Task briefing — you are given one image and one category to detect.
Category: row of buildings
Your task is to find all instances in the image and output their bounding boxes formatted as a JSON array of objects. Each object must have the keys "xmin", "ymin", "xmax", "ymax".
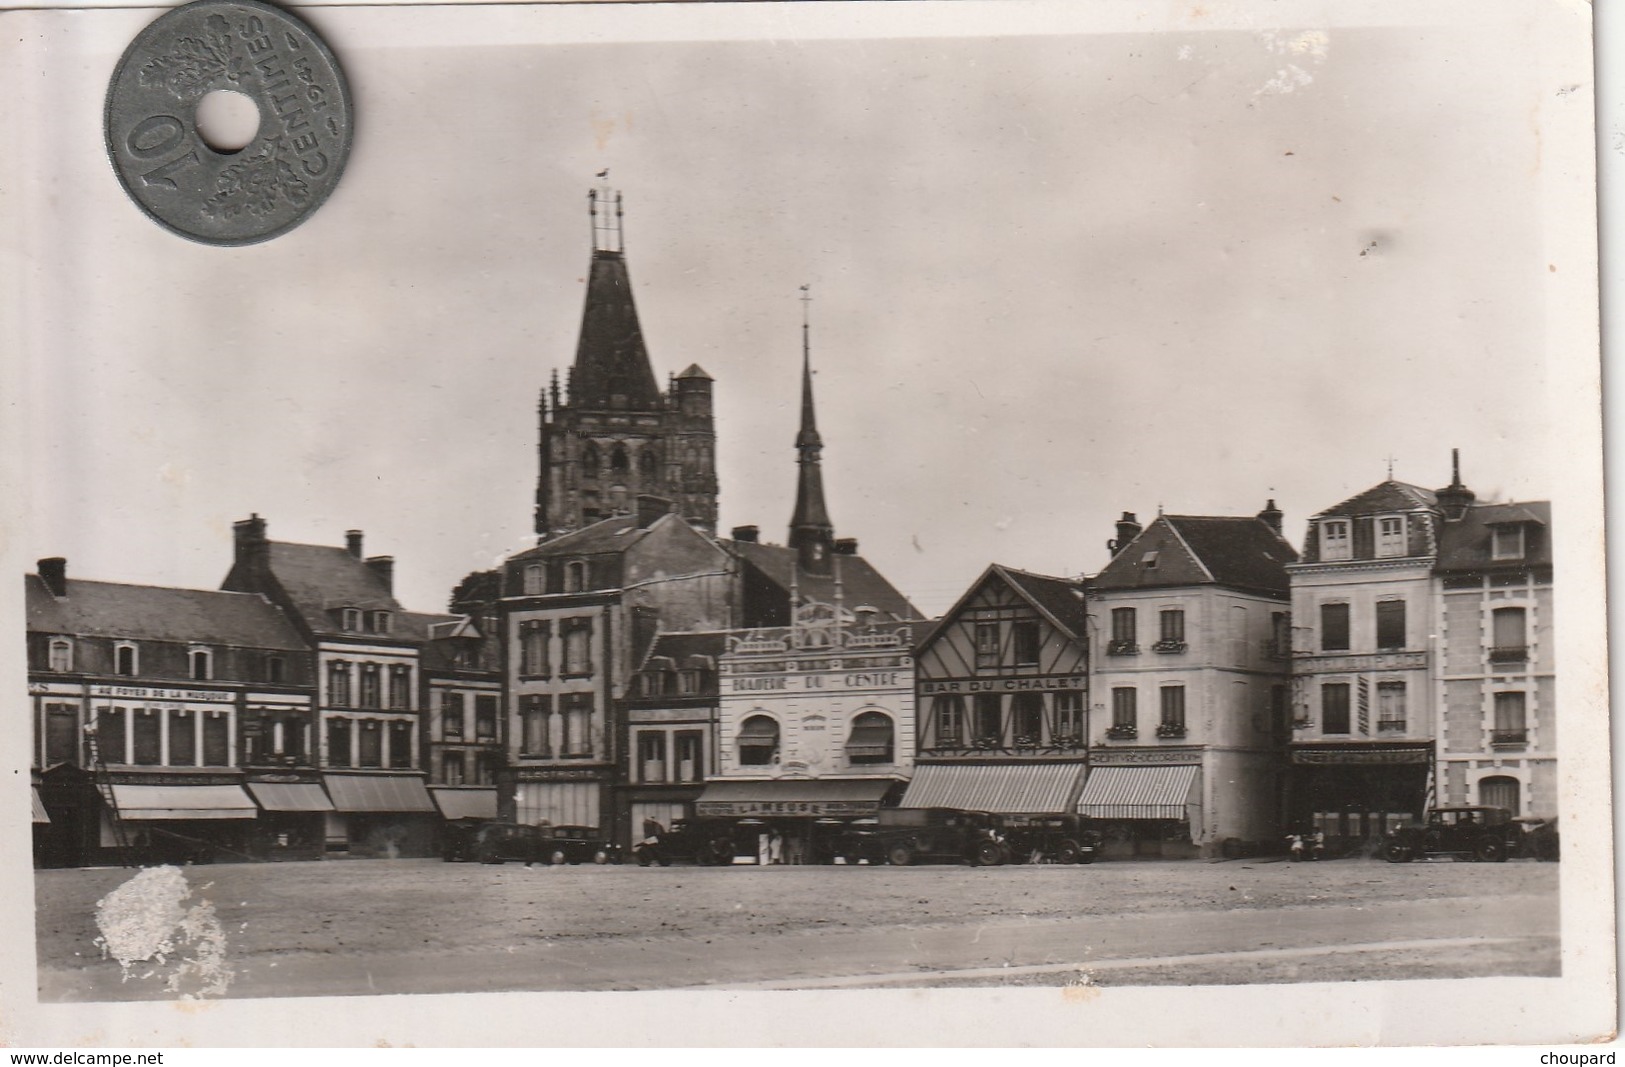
[{"xmin": 25, "ymin": 189, "xmax": 1555, "ymax": 865}]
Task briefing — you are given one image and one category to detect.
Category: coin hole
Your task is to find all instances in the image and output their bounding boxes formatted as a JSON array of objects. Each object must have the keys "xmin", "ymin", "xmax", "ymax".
[{"xmin": 195, "ymin": 89, "xmax": 261, "ymax": 153}]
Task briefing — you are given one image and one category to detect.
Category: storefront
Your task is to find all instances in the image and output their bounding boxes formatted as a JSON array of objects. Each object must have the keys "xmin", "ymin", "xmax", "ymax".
[
  {"xmin": 692, "ymin": 778, "xmax": 899, "ymax": 863},
  {"xmin": 898, "ymin": 761, "xmax": 1087, "ymax": 814},
  {"xmin": 245, "ymin": 776, "xmax": 332, "ymax": 860},
  {"xmin": 1287, "ymin": 743, "xmax": 1432, "ymax": 847},
  {"xmin": 109, "ymin": 781, "xmax": 259, "ymax": 863},
  {"xmin": 1076, "ymin": 752, "xmax": 1203, "ymax": 859},
  {"xmin": 508, "ymin": 767, "xmax": 606, "ymax": 831},
  {"xmin": 321, "ymin": 772, "xmax": 438, "ymax": 857}
]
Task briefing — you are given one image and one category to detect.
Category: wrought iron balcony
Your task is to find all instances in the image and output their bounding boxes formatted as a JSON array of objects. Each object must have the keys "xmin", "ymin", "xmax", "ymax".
[
  {"xmin": 1106, "ymin": 639, "xmax": 1140, "ymax": 656},
  {"xmin": 1151, "ymin": 639, "xmax": 1187, "ymax": 654},
  {"xmin": 1489, "ymin": 645, "xmax": 1529, "ymax": 665},
  {"xmin": 1105, "ymin": 724, "xmax": 1138, "ymax": 740},
  {"xmin": 1491, "ymin": 728, "xmax": 1528, "ymax": 746},
  {"xmin": 1156, "ymin": 723, "xmax": 1187, "ymax": 739},
  {"xmin": 1376, "ymin": 720, "xmax": 1407, "ymax": 733}
]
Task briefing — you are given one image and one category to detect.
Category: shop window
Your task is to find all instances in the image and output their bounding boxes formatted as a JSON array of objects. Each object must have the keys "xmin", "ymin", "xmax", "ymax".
[
  {"xmin": 973, "ymin": 693, "xmax": 1002, "ymax": 747},
  {"xmin": 1320, "ymin": 603, "xmax": 1350, "ymax": 652},
  {"xmin": 114, "ymin": 642, "xmax": 138, "ymax": 677},
  {"xmin": 45, "ymin": 703, "xmax": 78, "ymax": 765},
  {"xmin": 359, "ymin": 720, "xmax": 383, "ymax": 767},
  {"xmin": 521, "ymin": 695, "xmax": 552, "ymax": 758},
  {"xmin": 360, "ymin": 664, "xmax": 381, "ymax": 709},
  {"xmin": 327, "ymin": 718, "xmax": 351, "ymax": 766},
  {"xmin": 169, "ymin": 709, "xmax": 196, "ymax": 766},
  {"xmin": 1320, "ymin": 519, "xmax": 1352, "ymax": 561},
  {"xmin": 974, "ymin": 621, "xmax": 999, "ymax": 669},
  {"xmin": 389, "ymin": 665, "xmax": 411, "ymax": 710},
  {"xmin": 519, "ymin": 621, "xmax": 551, "ymax": 677},
  {"xmin": 328, "ymin": 661, "xmax": 351, "ymax": 708},
  {"xmin": 522, "ymin": 564, "xmax": 545, "ymax": 596},
  {"xmin": 561, "ymin": 693, "xmax": 593, "ymax": 756},
  {"xmin": 1491, "ymin": 524, "xmax": 1526, "ymax": 561},
  {"xmin": 1493, "ymin": 691, "xmax": 1527, "ymax": 744},
  {"xmin": 1491, "ymin": 608, "xmax": 1528, "ymax": 664},
  {"xmin": 1375, "ymin": 600, "xmax": 1406, "ymax": 651},
  {"xmin": 563, "ymin": 622, "xmax": 592, "ymax": 676},
  {"xmin": 1375, "ymin": 515, "xmax": 1407, "ymax": 558},
  {"xmin": 202, "ymin": 711, "xmax": 229, "ymax": 766},
  {"xmin": 846, "ymin": 711, "xmax": 895, "ymax": 765},
  {"xmin": 1158, "ymin": 686, "xmax": 1186, "ymax": 738},
  {"xmin": 1053, "ymin": 692, "xmax": 1084, "ymax": 746},
  {"xmin": 1109, "ymin": 688, "xmax": 1137, "ymax": 738},
  {"xmin": 1012, "ymin": 621, "xmax": 1040, "ymax": 666},
  {"xmin": 443, "ymin": 751, "xmax": 465, "ymax": 787},
  {"xmin": 738, "ymin": 715, "xmax": 779, "ymax": 766},
  {"xmin": 443, "ymin": 692, "xmax": 465, "ymax": 738},
  {"xmin": 676, "ymin": 731, "xmax": 703, "ymax": 782},
  {"xmin": 48, "ymin": 639, "xmax": 73, "ymax": 673},
  {"xmin": 475, "ymin": 695, "xmax": 498, "ymax": 741},
  {"xmin": 98, "ymin": 707, "xmax": 127, "ymax": 764},
  {"xmin": 932, "ymin": 694, "xmax": 964, "ymax": 747},
  {"xmin": 1375, "ymin": 681, "xmax": 1406, "ymax": 732},
  {"xmin": 1109, "ymin": 608, "xmax": 1138, "ymax": 655},
  {"xmin": 1479, "ymin": 775, "xmax": 1521, "ymax": 815},
  {"xmin": 389, "ymin": 720, "xmax": 414, "ymax": 769},
  {"xmin": 638, "ymin": 732, "xmax": 667, "ymax": 783},
  {"xmin": 1321, "ymin": 683, "xmax": 1351, "ymax": 734},
  {"xmin": 133, "ymin": 709, "xmax": 161, "ymax": 765},
  {"xmin": 1010, "ymin": 694, "xmax": 1043, "ymax": 747}
]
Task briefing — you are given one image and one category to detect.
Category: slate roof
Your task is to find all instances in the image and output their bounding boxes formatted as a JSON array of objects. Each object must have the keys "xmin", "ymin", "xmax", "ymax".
[
  {"xmin": 638, "ymin": 630, "xmax": 728, "ymax": 672},
  {"xmin": 251, "ymin": 542, "xmax": 434, "ymax": 640},
  {"xmin": 1436, "ymin": 500, "xmax": 1552, "ymax": 572},
  {"xmin": 570, "ymin": 250, "xmax": 663, "ymax": 411},
  {"xmin": 1313, "ymin": 480, "xmax": 1438, "ymax": 519},
  {"xmin": 508, "ymin": 513, "xmax": 655, "ymax": 562},
  {"xmin": 26, "ymin": 575, "xmax": 305, "ymax": 649},
  {"xmin": 1092, "ymin": 516, "xmax": 1296, "ymax": 595},
  {"xmin": 998, "ymin": 566, "xmax": 1089, "ymax": 640},
  {"xmin": 725, "ymin": 539, "xmax": 920, "ymax": 621}
]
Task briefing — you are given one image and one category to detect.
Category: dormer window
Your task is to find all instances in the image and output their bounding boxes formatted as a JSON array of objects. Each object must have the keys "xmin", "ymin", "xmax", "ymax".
[
  {"xmin": 1491, "ymin": 524, "xmax": 1526, "ymax": 561},
  {"xmin": 522, "ymin": 564, "xmax": 544, "ymax": 596},
  {"xmin": 114, "ymin": 642, "xmax": 138, "ymax": 677},
  {"xmin": 342, "ymin": 608, "xmax": 362, "ymax": 632},
  {"xmin": 47, "ymin": 638, "xmax": 73, "ymax": 673},
  {"xmin": 1140, "ymin": 550, "xmax": 1159, "ymax": 569},
  {"xmin": 190, "ymin": 647, "xmax": 213, "ymax": 681},
  {"xmin": 564, "ymin": 560, "xmax": 588, "ymax": 593},
  {"xmin": 367, "ymin": 610, "xmax": 391, "ymax": 634},
  {"xmin": 1321, "ymin": 520, "xmax": 1352, "ymax": 561},
  {"xmin": 1375, "ymin": 515, "xmax": 1407, "ymax": 558}
]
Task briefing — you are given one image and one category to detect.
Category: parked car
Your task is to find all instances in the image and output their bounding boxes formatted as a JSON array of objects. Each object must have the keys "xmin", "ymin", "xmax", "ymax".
[
  {"xmin": 440, "ymin": 819, "xmax": 486, "ymax": 862},
  {"xmin": 832, "ymin": 807, "xmax": 1007, "ymax": 866},
  {"xmin": 537, "ymin": 824, "xmax": 624, "ymax": 865},
  {"xmin": 472, "ymin": 821, "xmax": 555, "ymax": 865},
  {"xmin": 634, "ymin": 818, "xmax": 738, "ymax": 866},
  {"xmin": 995, "ymin": 813, "xmax": 1104, "ymax": 864},
  {"xmin": 1382, "ymin": 806, "xmax": 1521, "ymax": 863}
]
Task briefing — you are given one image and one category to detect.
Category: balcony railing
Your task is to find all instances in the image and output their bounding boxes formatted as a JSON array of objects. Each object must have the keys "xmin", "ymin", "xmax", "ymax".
[
  {"xmin": 1156, "ymin": 722, "xmax": 1187, "ymax": 739},
  {"xmin": 1491, "ymin": 728, "xmax": 1528, "ymax": 746},
  {"xmin": 1151, "ymin": 639, "xmax": 1187, "ymax": 654},
  {"xmin": 1376, "ymin": 719, "xmax": 1407, "ymax": 733},
  {"xmin": 1489, "ymin": 645, "xmax": 1529, "ymax": 665},
  {"xmin": 1106, "ymin": 640, "xmax": 1140, "ymax": 656},
  {"xmin": 1105, "ymin": 724, "xmax": 1138, "ymax": 740}
]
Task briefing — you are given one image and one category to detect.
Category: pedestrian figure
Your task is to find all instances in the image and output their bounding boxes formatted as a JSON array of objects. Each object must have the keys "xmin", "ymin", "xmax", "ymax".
[
  {"xmin": 1286, "ymin": 832, "xmax": 1305, "ymax": 861},
  {"xmin": 768, "ymin": 829, "xmax": 784, "ymax": 865},
  {"xmin": 636, "ymin": 818, "xmax": 665, "ymax": 866},
  {"xmin": 1310, "ymin": 828, "xmax": 1326, "ymax": 861}
]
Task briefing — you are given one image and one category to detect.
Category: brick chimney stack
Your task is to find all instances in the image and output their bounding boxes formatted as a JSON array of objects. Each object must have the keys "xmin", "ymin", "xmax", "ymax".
[
  {"xmin": 37, "ymin": 557, "xmax": 67, "ymax": 597},
  {"xmin": 366, "ymin": 556, "xmax": 395, "ymax": 593},
  {"xmin": 346, "ymin": 530, "xmax": 364, "ymax": 558}
]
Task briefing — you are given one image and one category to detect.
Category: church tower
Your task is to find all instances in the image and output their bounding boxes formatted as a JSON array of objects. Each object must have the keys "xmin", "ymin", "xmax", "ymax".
[
  {"xmin": 534, "ymin": 187, "xmax": 719, "ymax": 541},
  {"xmin": 788, "ymin": 287, "xmax": 835, "ymax": 574}
]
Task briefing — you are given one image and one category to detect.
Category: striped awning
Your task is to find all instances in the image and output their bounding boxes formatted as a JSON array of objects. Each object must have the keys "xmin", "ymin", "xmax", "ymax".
[
  {"xmin": 431, "ymin": 787, "xmax": 498, "ymax": 821},
  {"xmin": 844, "ymin": 724, "xmax": 894, "ymax": 758},
  {"xmin": 1076, "ymin": 765, "xmax": 1200, "ymax": 820},
  {"xmin": 247, "ymin": 782, "xmax": 335, "ymax": 813},
  {"xmin": 322, "ymin": 773, "xmax": 437, "ymax": 814},
  {"xmin": 898, "ymin": 762, "xmax": 1087, "ymax": 814},
  {"xmin": 695, "ymin": 778, "xmax": 892, "ymax": 817},
  {"xmin": 110, "ymin": 784, "xmax": 258, "ymax": 821},
  {"xmin": 32, "ymin": 787, "xmax": 50, "ymax": 824}
]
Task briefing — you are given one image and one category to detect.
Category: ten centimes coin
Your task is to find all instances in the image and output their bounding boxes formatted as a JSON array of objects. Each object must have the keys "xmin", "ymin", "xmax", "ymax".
[{"xmin": 104, "ymin": 0, "xmax": 352, "ymax": 245}]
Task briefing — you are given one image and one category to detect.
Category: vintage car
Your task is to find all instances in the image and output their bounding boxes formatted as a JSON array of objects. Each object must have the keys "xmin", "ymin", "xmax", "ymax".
[
  {"xmin": 995, "ymin": 813, "xmax": 1104, "ymax": 864},
  {"xmin": 833, "ymin": 807, "xmax": 1007, "ymax": 866},
  {"xmin": 473, "ymin": 821, "xmax": 555, "ymax": 865},
  {"xmin": 634, "ymin": 818, "xmax": 740, "ymax": 866},
  {"xmin": 536, "ymin": 824, "xmax": 624, "ymax": 865},
  {"xmin": 440, "ymin": 819, "xmax": 486, "ymax": 862},
  {"xmin": 1382, "ymin": 806, "xmax": 1522, "ymax": 863}
]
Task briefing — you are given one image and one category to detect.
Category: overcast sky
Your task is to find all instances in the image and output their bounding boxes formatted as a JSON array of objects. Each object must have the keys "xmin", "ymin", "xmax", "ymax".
[{"xmin": 9, "ymin": 2, "xmax": 1595, "ymax": 619}]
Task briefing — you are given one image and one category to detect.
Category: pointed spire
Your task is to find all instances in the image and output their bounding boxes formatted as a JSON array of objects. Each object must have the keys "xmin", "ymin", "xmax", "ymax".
[
  {"xmin": 570, "ymin": 187, "xmax": 660, "ymax": 410},
  {"xmin": 789, "ymin": 285, "xmax": 835, "ymax": 574}
]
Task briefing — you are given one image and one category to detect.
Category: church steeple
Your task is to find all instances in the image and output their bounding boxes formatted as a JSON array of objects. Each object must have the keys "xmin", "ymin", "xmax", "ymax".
[
  {"xmin": 569, "ymin": 187, "xmax": 661, "ymax": 411},
  {"xmin": 789, "ymin": 286, "xmax": 835, "ymax": 574}
]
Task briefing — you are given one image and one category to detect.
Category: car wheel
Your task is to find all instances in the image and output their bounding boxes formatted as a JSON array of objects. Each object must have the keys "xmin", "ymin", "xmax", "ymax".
[
  {"xmin": 887, "ymin": 844, "xmax": 914, "ymax": 867},
  {"xmin": 1054, "ymin": 840, "xmax": 1083, "ymax": 865},
  {"xmin": 593, "ymin": 849, "xmax": 610, "ymax": 865},
  {"xmin": 550, "ymin": 849, "xmax": 567, "ymax": 866},
  {"xmin": 1474, "ymin": 838, "xmax": 1506, "ymax": 863},
  {"xmin": 636, "ymin": 850, "xmax": 653, "ymax": 867},
  {"xmin": 478, "ymin": 851, "xmax": 503, "ymax": 865},
  {"xmin": 972, "ymin": 840, "xmax": 1005, "ymax": 867},
  {"xmin": 1383, "ymin": 841, "xmax": 1412, "ymax": 863}
]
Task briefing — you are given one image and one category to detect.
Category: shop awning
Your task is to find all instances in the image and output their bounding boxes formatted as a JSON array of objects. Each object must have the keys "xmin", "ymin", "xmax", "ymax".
[
  {"xmin": 322, "ymin": 773, "xmax": 437, "ymax": 814},
  {"xmin": 1076, "ymin": 765, "xmax": 1200, "ymax": 820},
  {"xmin": 247, "ymin": 782, "xmax": 335, "ymax": 813},
  {"xmin": 844, "ymin": 724, "xmax": 894, "ymax": 758},
  {"xmin": 737, "ymin": 718, "xmax": 779, "ymax": 739},
  {"xmin": 110, "ymin": 784, "xmax": 258, "ymax": 821},
  {"xmin": 695, "ymin": 778, "xmax": 893, "ymax": 817},
  {"xmin": 898, "ymin": 762, "xmax": 1087, "ymax": 814},
  {"xmin": 431, "ymin": 787, "xmax": 498, "ymax": 821},
  {"xmin": 32, "ymin": 787, "xmax": 50, "ymax": 824}
]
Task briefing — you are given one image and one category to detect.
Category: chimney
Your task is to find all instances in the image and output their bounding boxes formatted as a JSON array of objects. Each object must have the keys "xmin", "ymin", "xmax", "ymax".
[
  {"xmin": 834, "ymin": 538, "xmax": 859, "ymax": 555},
  {"xmin": 731, "ymin": 524, "xmax": 760, "ymax": 543},
  {"xmin": 345, "ymin": 530, "xmax": 364, "ymax": 558},
  {"xmin": 1257, "ymin": 498, "xmax": 1284, "ymax": 535},
  {"xmin": 1435, "ymin": 448, "xmax": 1476, "ymax": 521},
  {"xmin": 233, "ymin": 513, "xmax": 269, "ymax": 568},
  {"xmin": 635, "ymin": 494, "xmax": 672, "ymax": 529},
  {"xmin": 1108, "ymin": 512, "xmax": 1142, "ymax": 557},
  {"xmin": 37, "ymin": 557, "xmax": 67, "ymax": 598},
  {"xmin": 366, "ymin": 555, "xmax": 395, "ymax": 593}
]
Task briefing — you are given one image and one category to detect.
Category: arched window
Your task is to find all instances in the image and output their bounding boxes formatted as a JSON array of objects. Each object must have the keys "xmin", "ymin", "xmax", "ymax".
[
  {"xmin": 47, "ymin": 638, "xmax": 73, "ymax": 673},
  {"xmin": 1478, "ymin": 775, "xmax": 1521, "ymax": 815},
  {"xmin": 610, "ymin": 444, "xmax": 630, "ymax": 474},
  {"xmin": 737, "ymin": 715, "xmax": 780, "ymax": 767},
  {"xmin": 845, "ymin": 710, "xmax": 895, "ymax": 765},
  {"xmin": 639, "ymin": 449, "xmax": 659, "ymax": 479},
  {"xmin": 522, "ymin": 563, "xmax": 545, "ymax": 596},
  {"xmin": 114, "ymin": 643, "xmax": 138, "ymax": 677},
  {"xmin": 190, "ymin": 648, "xmax": 212, "ymax": 681},
  {"xmin": 580, "ymin": 442, "xmax": 600, "ymax": 475},
  {"xmin": 564, "ymin": 560, "xmax": 588, "ymax": 592}
]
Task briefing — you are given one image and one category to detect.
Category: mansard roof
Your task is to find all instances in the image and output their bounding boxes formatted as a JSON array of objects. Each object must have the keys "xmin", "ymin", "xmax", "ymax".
[
  {"xmin": 1313, "ymin": 480, "xmax": 1439, "ymax": 519},
  {"xmin": 26, "ymin": 575, "xmax": 305, "ymax": 650},
  {"xmin": 569, "ymin": 250, "xmax": 662, "ymax": 410},
  {"xmin": 1092, "ymin": 515, "xmax": 1295, "ymax": 596},
  {"xmin": 1435, "ymin": 500, "xmax": 1552, "ymax": 572},
  {"xmin": 637, "ymin": 630, "xmax": 727, "ymax": 672}
]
